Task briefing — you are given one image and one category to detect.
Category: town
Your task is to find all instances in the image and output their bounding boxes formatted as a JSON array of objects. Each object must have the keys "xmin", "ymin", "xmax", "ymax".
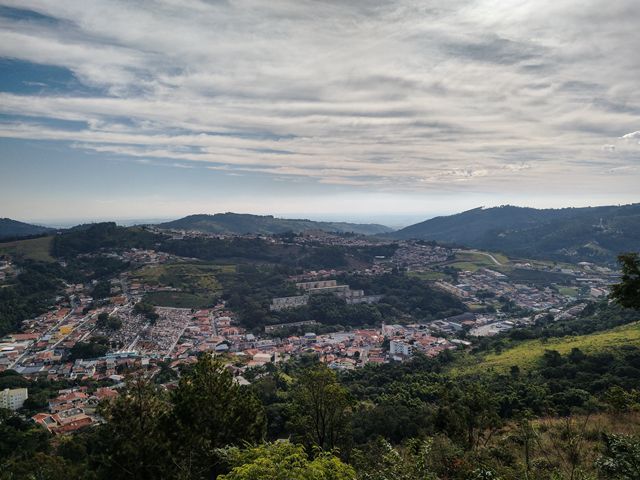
[{"xmin": 0, "ymin": 225, "xmax": 622, "ymax": 435}]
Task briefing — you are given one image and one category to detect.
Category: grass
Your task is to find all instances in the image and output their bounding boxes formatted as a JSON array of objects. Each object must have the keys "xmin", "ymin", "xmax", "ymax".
[
  {"xmin": 492, "ymin": 252, "xmax": 510, "ymax": 265},
  {"xmin": 0, "ymin": 236, "xmax": 54, "ymax": 262},
  {"xmin": 134, "ymin": 262, "xmax": 235, "ymax": 308},
  {"xmin": 132, "ymin": 262, "xmax": 235, "ymax": 293},
  {"xmin": 437, "ymin": 250, "xmax": 512, "ymax": 273},
  {"xmin": 449, "ymin": 261, "xmax": 483, "ymax": 272},
  {"xmin": 489, "ymin": 411, "xmax": 640, "ymax": 479},
  {"xmin": 558, "ymin": 286, "xmax": 579, "ymax": 297},
  {"xmin": 452, "ymin": 321, "xmax": 640, "ymax": 375}
]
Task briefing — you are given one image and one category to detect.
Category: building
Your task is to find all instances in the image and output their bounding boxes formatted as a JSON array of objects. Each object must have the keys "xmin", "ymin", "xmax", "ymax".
[
  {"xmin": 0, "ymin": 387, "xmax": 28, "ymax": 411},
  {"xmin": 271, "ymin": 279, "xmax": 382, "ymax": 311},
  {"xmin": 389, "ymin": 340, "xmax": 412, "ymax": 357}
]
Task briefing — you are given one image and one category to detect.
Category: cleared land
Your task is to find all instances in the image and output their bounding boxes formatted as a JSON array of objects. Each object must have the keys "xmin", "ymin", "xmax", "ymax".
[
  {"xmin": 438, "ymin": 250, "xmax": 511, "ymax": 273},
  {"xmin": 0, "ymin": 236, "xmax": 54, "ymax": 262},
  {"xmin": 558, "ymin": 286, "xmax": 579, "ymax": 297},
  {"xmin": 131, "ymin": 262, "xmax": 234, "ymax": 292},
  {"xmin": 453, "ymin": 321, "xmax": 640, "ymax": 375},
  {"xmin": 133, "ymin": 262, "xmax": 234, "ymax": 308}
]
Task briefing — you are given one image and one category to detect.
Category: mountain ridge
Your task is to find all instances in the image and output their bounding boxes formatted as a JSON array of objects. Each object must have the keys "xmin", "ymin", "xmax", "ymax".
[
  {"xmin": 0, "ymin": 218, "xmax": 56, "ymax": 239},
  {"xmin": 156, "ymin": 212, "xmax": 393, "ymax": 236},
  {"xmin": 391, "ymin": 203, "xmax": 640, "ymax": 263}
]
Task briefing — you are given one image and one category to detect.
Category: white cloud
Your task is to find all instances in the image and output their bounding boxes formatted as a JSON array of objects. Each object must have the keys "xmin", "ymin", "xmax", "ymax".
[{"xmin": 0, "ymin": 0, "xmax": 638, "ymax": 193}]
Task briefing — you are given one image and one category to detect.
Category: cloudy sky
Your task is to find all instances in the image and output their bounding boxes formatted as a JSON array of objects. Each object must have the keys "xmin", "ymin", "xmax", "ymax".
[{"xmin": 0, "ymin": 0, "xmax": 638, "ymax": 225}]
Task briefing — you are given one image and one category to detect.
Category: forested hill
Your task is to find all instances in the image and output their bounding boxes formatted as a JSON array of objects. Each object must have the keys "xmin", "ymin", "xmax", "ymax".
[
  {"xmin": 391, "ymin": 203, "xmax": 640, "ymax": 263},
  {"xmin": 157, "ymin": 213, "xmax": 393, "ymax": 235},
  {"xmin": 0, "ymin": 218, "xmax": 55, "ymax": 239}
]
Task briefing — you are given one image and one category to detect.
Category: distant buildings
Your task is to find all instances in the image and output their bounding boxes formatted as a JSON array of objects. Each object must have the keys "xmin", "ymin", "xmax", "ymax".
[{"xmin": 270, "ymin": 279, "xmax": 382, "ymax": 311}]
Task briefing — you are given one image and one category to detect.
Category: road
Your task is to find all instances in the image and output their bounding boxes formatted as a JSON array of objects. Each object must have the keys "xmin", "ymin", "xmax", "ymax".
[{"xmin": 459, "ymin": 249, "xmax": 503, "ymax": 266}]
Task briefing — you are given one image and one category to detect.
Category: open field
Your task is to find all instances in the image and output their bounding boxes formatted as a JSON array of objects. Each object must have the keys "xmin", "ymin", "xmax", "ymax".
[
  {"xmin": 452, "ymin": 321, "xmax": 640, "ymax": 375},
  {"xmin": 454, "ymin": 251, "xmax": 503, "ymax": 266},
  {"xmin": 436, "ymin": 250, "xmax": 512, "ymax": 273},
  {"xmin": 558, "ymin": 286, "xmax": 579, "ymax": 297},
  {"xmin": 448, "ymin": 261, "xmax": 484, "ymax": 272},
  {"xmin": 0, "ymin": 236, "xmax": 54, "ymax": 262},
  {"xmin": 131, "ymin": 262, "xmax": 234, "ymax": 293}
]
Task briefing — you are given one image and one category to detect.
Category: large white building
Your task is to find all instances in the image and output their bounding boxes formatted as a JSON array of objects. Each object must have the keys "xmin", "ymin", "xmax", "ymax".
[
  {"xmin": 389, "ymin": 340, "xmax": 413, "ymax": 357},
  {"xmin": 0, "ymin": 387, "xmax": 28, "ymax": 411}
]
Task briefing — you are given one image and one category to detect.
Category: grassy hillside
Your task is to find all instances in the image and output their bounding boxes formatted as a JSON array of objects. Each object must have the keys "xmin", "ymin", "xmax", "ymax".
[
  {"xmin": 453, "ymin": 321, "xmax": 640, "ymax": 375},
  {"xmin": 132, "ymin": 262, "xmax": 232, "ymax": 308},
  {"xmin": 131, "ymin": 262, "xmax": 233, "ymax": 292},
  {"xmin": 0, "ymin": 236, "xmax": 54, "ymax": 262}
]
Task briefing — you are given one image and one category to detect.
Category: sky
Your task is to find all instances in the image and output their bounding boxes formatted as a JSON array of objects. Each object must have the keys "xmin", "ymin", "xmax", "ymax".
[{"xmin": 0, "ymin": 0, "xmax": 639, "ymax": 227}]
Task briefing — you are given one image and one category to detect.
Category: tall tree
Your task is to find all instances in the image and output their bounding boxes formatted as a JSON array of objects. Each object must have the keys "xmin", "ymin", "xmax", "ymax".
[
  {"xmin": 98, "ymin": 376, "xmax": 172, "ymax": 480},
  {"xmin": 611, "ymin": 253, "xmax": 640, "ymax": 310},
  {"xmin": 290, "ymin": 364, "xmax": 351, "ymax": 452},
  {"xmin": 169, "ymin": 354, "xmax": 266, "ymax": 479}
]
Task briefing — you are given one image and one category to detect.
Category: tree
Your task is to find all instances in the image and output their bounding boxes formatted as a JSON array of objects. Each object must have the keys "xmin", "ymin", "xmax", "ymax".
[
  {"xmin": 217, "ymin": 442, "xmax": 355, "ymax": 480},
  {"xmin": 611, "ymin": 253, "xmax": 640, "ymax": 310},
  {"xmin": 169, "ymin": 354, "xmax": 266, "ymax": 479},
  {"xmin": 96, "ymin": 312, "xmax": 122, "ymax": 331},
  {"xmin": 290, "ymin": 364, "xmax": 351, "ymax": 452},
  {"xmin": 91, "ymin": 281, "xmax": 111, "ymax": 300},
  {"xmin": 98, "ymin": 376, "xmax": 172, "ymax": 480},
  {"xmin": 133, "ymin": 301, "xmax": 159, "ymax": 323},
  {"xmin": 596, "ymin": 434, "xmax": 640, "ymax": 480}
]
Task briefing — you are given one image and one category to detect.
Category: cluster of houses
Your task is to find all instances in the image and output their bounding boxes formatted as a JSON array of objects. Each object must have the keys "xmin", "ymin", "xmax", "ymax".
[{"xmin": 32, "ymin": 386, "xmax": 118, "ymax": 435}]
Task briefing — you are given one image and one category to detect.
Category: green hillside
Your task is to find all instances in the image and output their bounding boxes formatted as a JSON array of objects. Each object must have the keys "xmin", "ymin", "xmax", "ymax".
[
  {"xmin": 0, "ymin": 236, "xmax": 54, "ymax": 262},
  {"xmin": 453, "ymin": 321, "xmax": 640, "ymax": 375}
]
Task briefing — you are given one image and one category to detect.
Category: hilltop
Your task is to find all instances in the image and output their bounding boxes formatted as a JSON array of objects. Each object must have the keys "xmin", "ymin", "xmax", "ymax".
[
  {"xmin": 156, "ymin": 213, "xmax": 393, "ymax": 236},
  {"xmin": 392, "ymin": 203, "xmax": 640, "ymax": 263}
]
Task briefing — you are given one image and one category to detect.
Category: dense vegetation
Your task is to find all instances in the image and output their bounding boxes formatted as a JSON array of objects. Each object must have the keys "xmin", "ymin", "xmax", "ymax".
[
  {"xmin": 51, "ymin": 223, "xmax": 158, "ymax": 258},
  {"xmin": 2, "ymin": 342, "xmax": 640, "ymax": 479},
  {"xmin": 0, "ymin": 261, "xmax": 63, "ymax": 336},
  {"xmin": 217, "ymin": 268, "xmax": 466, "ymax": 331}
]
